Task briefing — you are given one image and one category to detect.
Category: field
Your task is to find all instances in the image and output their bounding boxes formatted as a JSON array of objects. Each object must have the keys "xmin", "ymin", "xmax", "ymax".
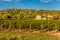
[{"xmin": 0, "ymin": 9, "xmax": 60, "ymax": 40}]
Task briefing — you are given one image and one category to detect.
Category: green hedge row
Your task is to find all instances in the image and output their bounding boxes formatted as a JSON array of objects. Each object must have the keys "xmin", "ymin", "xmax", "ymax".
[{"xmin": 0, "ymin": 19, "xmax": 60, "ymax": 31}]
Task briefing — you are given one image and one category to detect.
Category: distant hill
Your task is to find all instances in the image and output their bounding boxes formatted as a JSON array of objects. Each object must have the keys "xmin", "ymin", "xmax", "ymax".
[{"xmin": 0, "ymin": 9, "xmax": 60, "ymax": 20}]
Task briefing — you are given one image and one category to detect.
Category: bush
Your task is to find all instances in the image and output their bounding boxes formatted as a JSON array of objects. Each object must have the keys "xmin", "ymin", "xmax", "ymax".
[{"xmin": 0, "ymin": 19, "xmax": 60, "ymax": 31}]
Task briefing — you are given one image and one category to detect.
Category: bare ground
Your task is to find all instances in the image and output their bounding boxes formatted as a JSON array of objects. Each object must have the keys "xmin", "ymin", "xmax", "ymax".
[
  {"xmin": 45, "ymin": 31, "xmax": 60, "ymax": 37},
  {"xmin": 0, "ymin": 29, "xmax": 60, "ymax": 38}
]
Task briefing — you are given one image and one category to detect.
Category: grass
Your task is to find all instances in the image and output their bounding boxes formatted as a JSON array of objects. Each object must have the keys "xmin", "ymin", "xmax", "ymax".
[{"xmin": 0, "ymin": 31, "xmax": 59, "ymax": 40}]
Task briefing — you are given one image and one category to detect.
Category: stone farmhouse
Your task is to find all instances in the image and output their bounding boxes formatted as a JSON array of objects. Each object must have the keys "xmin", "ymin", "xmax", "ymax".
[{"xmin": 35, "ymin": 15, "xmax": 53, "ymax": 20}]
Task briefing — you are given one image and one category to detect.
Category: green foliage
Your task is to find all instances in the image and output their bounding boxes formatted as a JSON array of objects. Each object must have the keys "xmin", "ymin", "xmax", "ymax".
[
  {"xmin": 0, "ymin": 9, "xmax": 60, "ymax": 20},
  {"xmin": 0, "ymin": 9, "xmax": 60, "ymax": 31},
  {"xmin": 0, "ymin": 19, "xmax": 60, "ymax": 31}
]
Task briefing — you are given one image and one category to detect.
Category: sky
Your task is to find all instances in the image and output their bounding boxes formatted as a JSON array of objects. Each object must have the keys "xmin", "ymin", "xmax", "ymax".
[{"xmin": 0, "ymin": 0, "xmax": 60, "ymax": 10}]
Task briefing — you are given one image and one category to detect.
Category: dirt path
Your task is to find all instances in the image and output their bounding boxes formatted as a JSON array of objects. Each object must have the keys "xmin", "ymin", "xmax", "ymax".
[
  {"xmin": 29, "ymin": 30, "xmax": 60, "ymax": 37},
  {"xmin": 45, "ymin": 31, "xmax": 60, "ymax": 37},
  {"xmin": 51, "ymin": 32, "xmax": 60, "ymax": 37}
]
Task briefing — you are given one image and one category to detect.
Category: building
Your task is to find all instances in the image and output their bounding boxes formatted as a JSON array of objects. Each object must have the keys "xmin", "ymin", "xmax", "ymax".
[{"xmin": 35, "ymin": 15, "xmax": 41, "ymax": 20}]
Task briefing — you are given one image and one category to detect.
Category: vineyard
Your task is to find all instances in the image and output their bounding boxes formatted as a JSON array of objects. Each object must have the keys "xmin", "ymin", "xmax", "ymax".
[
  {"xmin": 0, "ymin": 20, "xmax": 60, "ymax": 31},
  {"xmin": 0, "ymin": 9, "xmax": 60, "ymax": 31},
  {"xmin": 0, "ymin": 9, "xmax": 60, "ymax": 40}
]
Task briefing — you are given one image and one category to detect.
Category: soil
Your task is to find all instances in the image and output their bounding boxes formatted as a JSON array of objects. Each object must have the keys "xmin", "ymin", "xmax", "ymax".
[
  {"xmin": 0, "ymin": 29, "xmax": 60, "ymax": 37},
  {"xmin": 45, "ymin": 31, "xmax": 60, "ymax": 37}
]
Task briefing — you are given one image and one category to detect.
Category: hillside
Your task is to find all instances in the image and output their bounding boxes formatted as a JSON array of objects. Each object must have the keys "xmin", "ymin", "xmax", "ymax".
[
  {"xmin": 0, "ymin": 9, "xmax": 60, "ymax": 40},
  {"xmin": 0, "ymin": 9, "xmax": 60, "ymax": 32},
  {"xmin": 0, "ymin": 9, "xmax": 60, "ymax": 20}
]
